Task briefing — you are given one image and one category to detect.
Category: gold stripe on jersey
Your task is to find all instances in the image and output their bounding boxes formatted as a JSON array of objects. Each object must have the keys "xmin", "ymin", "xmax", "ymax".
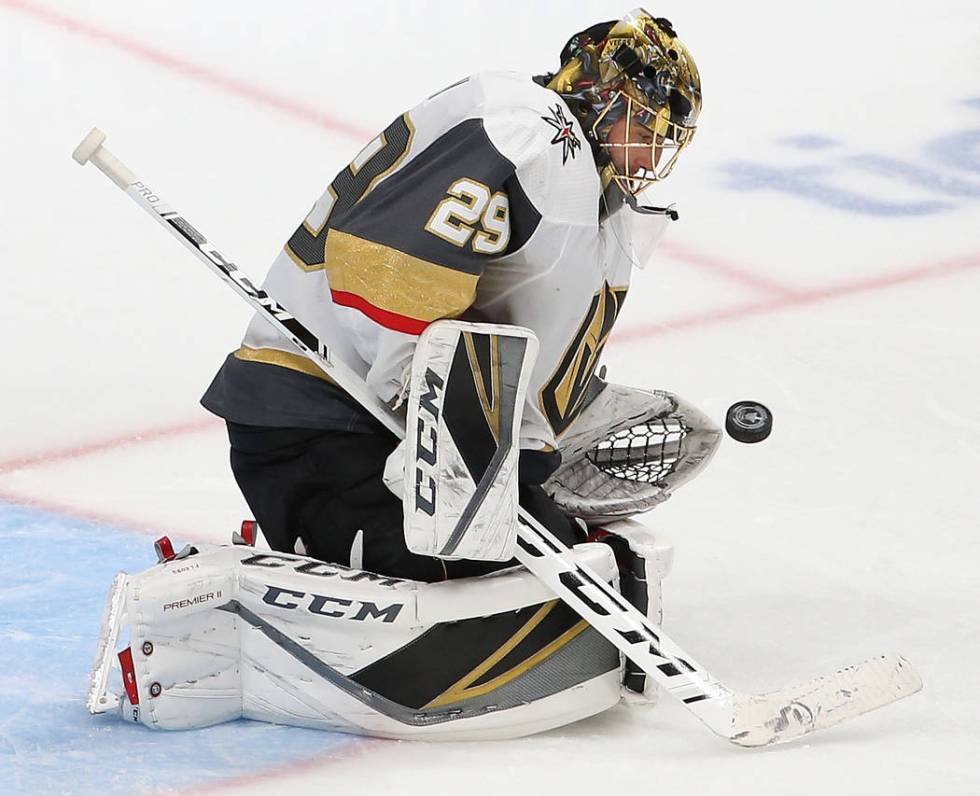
[
  {"xmin": 233, "ymin": 345, "xmax": 337, "ymax": 384},
  {"xmin": 325, "ymin": 229, "xmax": 479, "ymax": 323}
]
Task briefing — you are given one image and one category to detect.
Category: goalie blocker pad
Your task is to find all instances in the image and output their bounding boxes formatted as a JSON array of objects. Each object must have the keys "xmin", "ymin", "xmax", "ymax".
[
  {"xmin": 404, "ymin": 320, "xmax": 538, "ymax": 561},
  {"xmin": 88, "ymin": 540, "xmax": 623, "ymax": 740}
]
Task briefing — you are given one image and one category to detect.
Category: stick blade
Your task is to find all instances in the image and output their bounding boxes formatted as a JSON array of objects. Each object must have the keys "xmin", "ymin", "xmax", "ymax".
[{"xmin": 730, "ymin": 654, "xmax": 922, "ymax": 747}]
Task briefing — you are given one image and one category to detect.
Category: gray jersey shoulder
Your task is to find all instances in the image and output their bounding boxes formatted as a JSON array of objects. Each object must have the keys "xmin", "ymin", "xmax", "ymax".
[{"xmin": 410, "ymin": 72, "xmax": 602, "ymax": 227}]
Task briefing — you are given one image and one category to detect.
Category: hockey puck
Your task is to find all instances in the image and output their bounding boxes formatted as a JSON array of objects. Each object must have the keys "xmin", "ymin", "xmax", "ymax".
[{"xmin": 725, "ymin": 401, "xmax": 772, "ymax": 443}]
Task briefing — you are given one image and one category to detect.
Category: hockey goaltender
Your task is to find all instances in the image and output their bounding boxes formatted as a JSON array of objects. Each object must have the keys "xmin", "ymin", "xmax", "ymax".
[{"xmin": 81, "ymin": 7, "xmax": 920, "ymax": 743}]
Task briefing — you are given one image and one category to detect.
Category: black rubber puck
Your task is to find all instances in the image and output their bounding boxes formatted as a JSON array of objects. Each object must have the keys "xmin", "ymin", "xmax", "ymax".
[{"xmin": 725, "ymin": 401, "xmax": 773, "ymax": 443}]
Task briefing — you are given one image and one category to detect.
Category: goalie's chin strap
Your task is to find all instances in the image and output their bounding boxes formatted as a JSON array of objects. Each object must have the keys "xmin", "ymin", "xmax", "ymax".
[{"xmin": 625, "ymin": 191, "xmax": 679, "ymax": 221}]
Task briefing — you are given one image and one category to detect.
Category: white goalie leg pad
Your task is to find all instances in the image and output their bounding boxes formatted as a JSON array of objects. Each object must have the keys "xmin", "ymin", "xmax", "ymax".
[
  {"xmin": 545, "ymin": 380, "xmax": 721, "ymax": 523},
  {"xmin": 93, "ymin": 540, "xmax": 623, "ymax": 740},
  {"xmin": 400, "ymin": 320, "xmax": 538, "ymax": 561},
  {"xmin": 104, "ymin": 549, "xmax": 244, "ymax": 729}
]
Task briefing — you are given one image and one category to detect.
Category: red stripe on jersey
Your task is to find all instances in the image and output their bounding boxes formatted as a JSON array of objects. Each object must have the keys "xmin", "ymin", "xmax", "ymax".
[{"xmin": 330, "ymin": 290, "xmax": 429, "ymax": 336}]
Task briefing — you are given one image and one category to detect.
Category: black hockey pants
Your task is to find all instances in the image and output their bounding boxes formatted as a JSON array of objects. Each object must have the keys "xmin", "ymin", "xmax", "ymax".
[{"xmin": 225, "ymin": 421, "xmax": 582, "ymax": 582}]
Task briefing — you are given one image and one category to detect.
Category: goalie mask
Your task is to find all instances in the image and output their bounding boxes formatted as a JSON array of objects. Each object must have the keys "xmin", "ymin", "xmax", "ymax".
[{"xmin": 547, "ymin": 9, "xmax": 702, "ymax": 196}]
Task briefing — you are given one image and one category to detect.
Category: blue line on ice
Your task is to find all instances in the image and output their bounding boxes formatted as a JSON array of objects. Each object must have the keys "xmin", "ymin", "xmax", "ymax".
[{"xmin": 0, "ymin": 502, "xmax": 358, "ymax": 796}]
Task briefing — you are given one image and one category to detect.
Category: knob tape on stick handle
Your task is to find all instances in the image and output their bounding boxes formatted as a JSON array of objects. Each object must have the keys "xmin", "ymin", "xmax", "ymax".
[{"xmin": 72, "ymin": 128, "xmax": 136, "ymax": 190}]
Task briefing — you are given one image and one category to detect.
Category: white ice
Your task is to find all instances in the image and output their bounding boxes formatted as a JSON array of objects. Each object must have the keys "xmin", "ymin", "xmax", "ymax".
[{"xmin": 1, "ymin": 0, "xmax": 979, "ymax": 793}]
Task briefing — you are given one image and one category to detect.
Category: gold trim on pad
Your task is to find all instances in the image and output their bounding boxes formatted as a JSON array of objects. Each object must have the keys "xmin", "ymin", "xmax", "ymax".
[
  {"xmin": 463, "ymin": 331, "xmax": 501, "ymax": 442},
  {"xmin": 423, "ymin": 601, "xmax": 589, "ymax": 709}
]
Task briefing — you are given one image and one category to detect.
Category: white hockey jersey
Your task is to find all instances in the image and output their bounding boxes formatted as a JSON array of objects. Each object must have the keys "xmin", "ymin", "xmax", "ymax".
[{"xmin": 203, "ymin": 72, "xmax": 646, "ymax": 453}]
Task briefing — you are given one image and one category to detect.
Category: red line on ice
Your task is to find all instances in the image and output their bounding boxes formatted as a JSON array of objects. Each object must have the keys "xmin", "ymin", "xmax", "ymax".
[
  {"xmin": 658, "ymin": 239, "xmax": 800, "ymax": 296},
  {"xmin": 178, "ymin": 738, "xmax": 384, "ymax": 795},
  {"xmin": 0, "ymin": 0, "xmax": 375, "ymax": 141},
  {"xmin": 613, "ymin": 250, "xmax": 980, "ymax": 343},
  {"xmin": 0, "ymin": 416, "xmax": 220, "ymax": 475},
  {"xmin": 0, "ymin": 487, "xmax": 178, "ymax": 538}
]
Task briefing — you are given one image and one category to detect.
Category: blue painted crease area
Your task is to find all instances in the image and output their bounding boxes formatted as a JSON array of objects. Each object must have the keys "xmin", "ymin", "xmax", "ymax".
[
  {"xmin": 721, "ymin": 101, "xmax": 980, "ymax": 216},
  {"xmin": 928, "ymin": 129, "xmax": 980, "ymax": 177},
  {"xmin": 846, "ymin": 153, "xmax": 980, "ymax": 198},
  {"xmin": 720, "ymin": 160, "xmax": 952, "ymax": 216},
  {"xmin": 0, "ymin": 503, "xmax": 358, "ymax": 795},
  {"xmin": 779, "ymin": 134, "xmax": 841, "ymax": 150}
]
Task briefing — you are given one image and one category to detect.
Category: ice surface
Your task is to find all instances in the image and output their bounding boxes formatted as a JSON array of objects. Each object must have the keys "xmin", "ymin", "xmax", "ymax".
[
  {"xmin": 0, "ymin": 506, "xmax": 362, "ymax": 794},
  {"xmin": 1, "ymin": 0, "xmax": 978, "ymax": 793}
]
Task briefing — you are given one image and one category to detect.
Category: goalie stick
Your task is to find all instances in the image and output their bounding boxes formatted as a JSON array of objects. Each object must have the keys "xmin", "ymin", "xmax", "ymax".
[{"xmin": 72, "ymin": 127, "xmax": 922, "ymax": 747}]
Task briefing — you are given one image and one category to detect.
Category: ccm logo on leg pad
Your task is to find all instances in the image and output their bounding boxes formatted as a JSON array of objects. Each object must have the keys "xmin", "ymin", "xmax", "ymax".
[{"xmin": 261, "ymin": 585, "xmax": 404, "ymax": 623}]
